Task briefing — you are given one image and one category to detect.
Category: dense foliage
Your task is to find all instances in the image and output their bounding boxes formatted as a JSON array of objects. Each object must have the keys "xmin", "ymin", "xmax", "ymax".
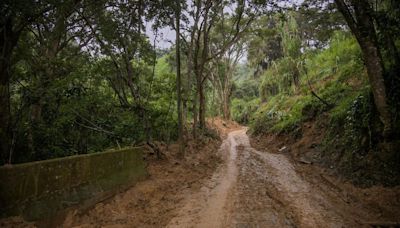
[
  {"xmin": 1, "ymin": 0, "xmax": 399, "ymax": 173},
  {"xmin": 228, "ymin": 1, "xmax": 400, "ymax": 185},
  {"xmin": 1, "ymin": 0, "xmax": 181, "ymax": 164}
]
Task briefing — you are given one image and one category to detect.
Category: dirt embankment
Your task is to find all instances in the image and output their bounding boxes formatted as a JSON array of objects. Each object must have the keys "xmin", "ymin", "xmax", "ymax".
[
  {"xmin": 166, "ymin": 126, "xmax": 400, "ymax": 227},
  {"xmin": 250, "ymin": 119, "xmax": 400, "ymax": 227}
]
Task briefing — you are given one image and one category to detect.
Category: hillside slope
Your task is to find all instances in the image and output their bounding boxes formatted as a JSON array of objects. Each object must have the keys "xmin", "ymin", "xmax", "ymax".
[{"xmin": 232, "ymin": 32, "xmax": 400, "ymax": 186}]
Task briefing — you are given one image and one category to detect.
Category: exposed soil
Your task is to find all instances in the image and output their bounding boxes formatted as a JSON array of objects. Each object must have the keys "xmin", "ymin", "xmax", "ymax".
[
  {"xmin": 250, "ymin": 119, "xmax": 400, "ymax": 227},
  {"xmin": 2, "ymin": 118, "xmax": 399, "ymax": 227},
  {"xmin": 167, "ymin": 126, "xmax": 400, "ymax": 228},
  {"xmin": 60, "ymin": 137, "xmax": 223, "ymax": 228}
]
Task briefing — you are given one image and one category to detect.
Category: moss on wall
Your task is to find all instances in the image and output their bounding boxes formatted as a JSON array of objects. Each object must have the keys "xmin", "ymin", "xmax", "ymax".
[{"xmin": 0, "ymin": 147, "xmax": 147, "ymax": 221}]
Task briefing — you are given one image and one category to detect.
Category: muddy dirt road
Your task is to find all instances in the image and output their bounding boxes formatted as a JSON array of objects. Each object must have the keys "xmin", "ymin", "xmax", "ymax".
[
  {"xmin": 166, "ymin": 128, "xmax": 399, "ymax": 228},
  {"xmin": 8, "ymin": 122, "xmax": 395, "ymax": 228},
  {"xmin": 166, "ymin": 128, "xmax": 338, "ymax": 227}
]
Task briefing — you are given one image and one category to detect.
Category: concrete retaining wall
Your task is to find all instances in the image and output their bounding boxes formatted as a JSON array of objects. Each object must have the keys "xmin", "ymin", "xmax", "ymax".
[{"xmin": 0, "ymin": 147, "xmax": 147, "ymax": 221}]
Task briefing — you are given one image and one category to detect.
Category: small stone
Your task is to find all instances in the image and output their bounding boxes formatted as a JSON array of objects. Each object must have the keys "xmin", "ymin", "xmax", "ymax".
[{"xmin": 278, "ymin": 146, "xmax": 287, "ymax": 152}]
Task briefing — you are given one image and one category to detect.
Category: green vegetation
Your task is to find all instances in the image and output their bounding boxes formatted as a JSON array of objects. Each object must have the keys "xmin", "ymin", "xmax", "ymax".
[
  {"xmin": 9, "ymin": 47, "xmax": 178, "ymax": 164},
  {"xmin": 1, "ymin": 0, "xmax": 262, "ymax": 164},
  {"xmin": 227, "ymin": 1, "xmax": 400, "ymax": 185},
  {"xmin": 1, "ymin": 0, "xmax": 399, "ymax": 187},
  {"xmin": 231, "ymin": 31, "xmax": 367, "ymax": 135}
]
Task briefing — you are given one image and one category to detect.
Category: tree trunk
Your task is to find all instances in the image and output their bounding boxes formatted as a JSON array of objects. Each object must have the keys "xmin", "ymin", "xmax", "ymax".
[
  {"xmin": 360, "ymin": 38, "xmax": 392, "ymax": 135},
  {"xmin": 192, "ymin": 87, "xmax": 198, "ymax": 138},
  {"xmin": 27, "ymin": 101, "xmax": 43, "ymax": 158},
  {"xmin": 176, "ymin": 1, "xmax": 184, "ymax": 156},
  {"xmin": 0, "ymin": 71, "xmax": 11, "ymax": 164},
  {"xmin": 335, "ymin": 0, "xmax": 392, "ymax": 136},
  {"xmin": 190, "ymin": 0, "xmax": 202, "ymax": 140},
  {"xmin": 199, "ymin": 81, "xmax": 206, "ymax": 129},
  {"xmin": 222, "ymin": 93, "xmax": 231, "ymax": 120},
  {"xmin": 0, "ymin": 20, "xmax": 19, "ymax": 164},
  {"xmin": 197, "ymin": 0, "xmax": 212, "ymax": 130}
]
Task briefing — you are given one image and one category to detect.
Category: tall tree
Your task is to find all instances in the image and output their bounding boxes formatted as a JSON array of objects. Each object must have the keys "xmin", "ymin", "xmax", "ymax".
[
  {"xmin": 298, "ymin": 1, "xmax": 345, "ymax": 49},
  {"xmin": 25, "ymin": 0, "xmax": 83, "ymax": 158},
  {"xmin": 334, "ymin": 0, "xmax": 392, "ymax": 137},
  {"xmin": 0, "ymin": 0, "xmax": 52, "ymax": 163},
  {"xmin": 81, "ymin": 0, "xmax": 154, "ymax": 135},
  {"xmin": 188, "ymin": 0, "xmax": 255, "ymax": 134},
  {"xmin": 175, "ymin": 0, "xmax": 184, "ymax": 156},
  {"xmin": 210, "ymin": 38, "xmax": 246, "ymax": 120},
  {"xmin": 247, "ymin": 15, "xmax": 282, "ymax": 77}
]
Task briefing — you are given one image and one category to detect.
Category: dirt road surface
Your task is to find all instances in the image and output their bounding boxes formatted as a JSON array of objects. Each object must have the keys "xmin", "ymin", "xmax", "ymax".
[
  {"xmin": 166, "ymin": 128, "xmax": 399, "ymax": 228},
  {"xmin": 167, "ymin": 128, "xmax": 341, "ymax": 227}
]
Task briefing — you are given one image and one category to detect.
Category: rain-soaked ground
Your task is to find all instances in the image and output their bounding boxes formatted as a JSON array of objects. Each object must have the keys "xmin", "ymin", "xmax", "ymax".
[
  {"xmin": 4, "ymin": 122, "xmax": 399, "ymax": 228},
  {"xmin": 61, "ymin": 127, "xmax": 400, "ymax": 228},
  {"xmin": 167, "ymin": 129, "xmax": 350, "ymax": 227}
]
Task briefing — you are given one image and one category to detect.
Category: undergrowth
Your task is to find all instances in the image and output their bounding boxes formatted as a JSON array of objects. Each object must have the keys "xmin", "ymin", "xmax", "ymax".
[
  {"xmin": 245, "ymin": 32, "xmax": 366, "ymax": 134},
  {"xmin": 235, "ymin": 31, "xmax": 400, "ymax": 186}
]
